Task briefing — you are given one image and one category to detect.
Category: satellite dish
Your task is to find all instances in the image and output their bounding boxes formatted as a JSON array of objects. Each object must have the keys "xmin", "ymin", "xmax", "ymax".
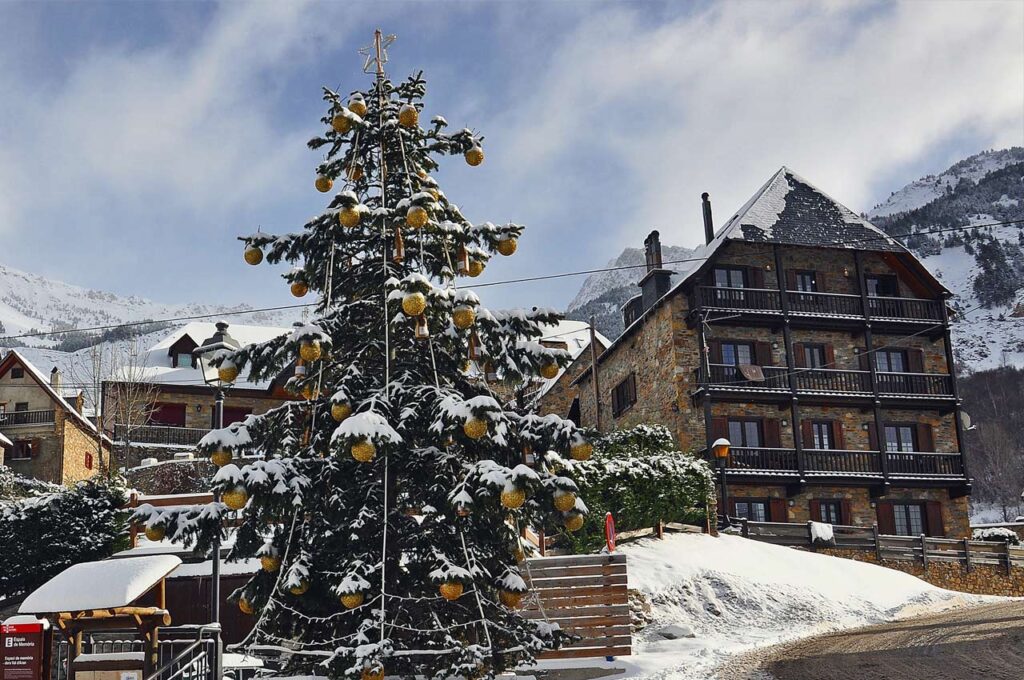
[{"xmin": 961, "ymin": 411, "xmax": 976, "ymax": 431}]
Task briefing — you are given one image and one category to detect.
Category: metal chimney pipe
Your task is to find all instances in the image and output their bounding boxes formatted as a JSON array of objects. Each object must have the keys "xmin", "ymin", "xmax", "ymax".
[{"xmin": 702, "ymin": 192, "xmax": 714, "ymax": 245}]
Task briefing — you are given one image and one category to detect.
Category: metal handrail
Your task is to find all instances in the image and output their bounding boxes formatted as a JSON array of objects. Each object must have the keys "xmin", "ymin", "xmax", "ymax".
[{"xmin": 142, "ymin": 624, "xmax": 220, "ymax": 680}]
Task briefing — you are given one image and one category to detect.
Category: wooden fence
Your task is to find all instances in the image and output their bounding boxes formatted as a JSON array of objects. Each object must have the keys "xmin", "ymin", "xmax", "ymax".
[
  {"xmin": 521, "ymin": 553, "xmax": 631, "ymax": 659},
  {"xmin": 738, "ymin": 520, "xmax": 1024, "ymax": 574}
]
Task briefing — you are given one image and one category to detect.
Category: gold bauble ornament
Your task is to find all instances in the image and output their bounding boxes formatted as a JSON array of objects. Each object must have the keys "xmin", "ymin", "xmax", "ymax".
[
  {"xmin": 439, "ymin": 581, "xmax": 464, "ymax": 601},
  {"xmin": 144, "ymin": 525, "xmax": 165, "ymax": 542},
  {"xmin": 427, "ymin": 187, "xmax": 440, "ymax": 201},
  {"xmin": 347, "ymin": 164, "xmax": 364, "ymax": 181},
  {"xmin": 564, "ymin": 514, "xmax": 585, "ymax": 532},
  {"xmin": 340, "ymin": 592, "xmax": 365, "ymax": 609},
  {"xmin": 331, "ymin": 402, "xmax": 352, "ymax": 422},
  {"xmin": 500, "ymin": 488, "xmax": 526, "ymax": 510},
  {"xmin": 218, "ymin": 365, "xmax": 239, "ymax": 383},
  {"xmin": 463, "ymin": 418, "xmax": 488, "ymax": 440},
  {"xmin": 362, "ymin": 667, "xmax": 384, "ymax": 680},
  {"xmin": 291, "ymin": 281, "xmax": 309, "ymax": 298},
  {"xmin": 453, "ymin": 306, "xmax": 476, "ymax": 330},
  {"xmin": 467, "ymin": 259, "xmax": 485, "ymax": 277},
  {"xmin": 406, "ymin": 205, "xmax": 429, "ymax": 229},
  {"xmin": 348, "ymin": 98, "xmax": 367, "ymax": 118},
  {"xmin": 289, "ymin": 580, "xmax": 310, "ymax": 596},
  {"xmin": 398, "ymin": 104, "xmax": 419, "ymax": 128},
  {"xmin": 352, "ymin": 439, "xmax": 376, "ymax": 463},
  {"xmin": 315, "ymin": 175, "xmax": 333, "ymax": 193},
  {"xmin": 499, "ymin": 590, "xmax": 524, "ymax": 608},
  {"xmin": 302, "ymin": 384, "xmax": 320, "ymax": 401},
  {"xmin": 223, "ymin": 486, "xmax": 248, "ymax": 511},
  {"xmin": 339, "ymin": 206, "xmax": 361, "ymax": 228},
  {"xmin": 238, "ymin": 597, "xmax": 254, "ymax": 615},
  {"xmin": 570, "ymin": 441, "xmax": 594, "ymax": 461},
  {"xmin": 496, "ymin": 238, "xmax": 518, "ymax": 256},
  {"xmin": 402, "ymin": 292, "xmax": 427, "ymax": 317},
  {"xmin": 210, "ymin": 449, "xmax": 232, "ymax": 467},
  {"xmin": 299, "ymin": 341, "xmax": 322, "ymax": 362},
  {"xmin": 553, "ymin": 492, "xmax": 577, "ymax": 512},
  {"xmin": 260, "ymin": 555, "xmax": 281, "ymax": 573},
  {"xmin": 331, "ymin": 113, "xmax": 352, "ymax": 134},
  {"xmin": 465, "ymin": 146, "xmax": 485, "ymax": 167},
  {"xmin": 243, "ymin": 246, "xmax": 263, "ymax": 266},
  {"xmin": 540, "ymin": 361, "xmax": 559, "ymax": 380}
]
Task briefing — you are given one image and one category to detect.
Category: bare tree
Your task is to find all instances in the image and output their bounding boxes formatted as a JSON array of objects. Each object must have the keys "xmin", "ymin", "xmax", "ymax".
[{"xmin": 972, "ymin": 422, "xmax": 1024, "ymax": 521}]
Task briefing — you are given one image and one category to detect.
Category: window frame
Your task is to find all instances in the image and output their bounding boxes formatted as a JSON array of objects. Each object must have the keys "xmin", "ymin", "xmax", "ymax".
[
  {"xmin": 865, "ymin": 274, "xmax": 899, "ymax": 297},
  {"xmin": 884, "ymin": 423, "xmax": 918, "ymax": 453},
  {"xmin": 713, "ymin": 267, "xmax": 747, "ymax": 289},
  {"xmin": 892, "ymin": 502, "xmax": 926, "ymax": 536},
  {"xmin": 14, "ymin": 402, "xmax": 29, "ymax": 412},
  {"xmin": 810, "ymin": 420, "xmax": 834, "ymax": 450},
  {"xmin": 10, "ymin": 367, "xmax": 24, "ymax": 379},
  {"xmin": 803, "ymin": 343, "xmax": 828, "ymax": 369},
  {"xmin": 794, "ymin": 270, "xmax": 818, "ymax": 293},
  {"xmin": 610, "ymin": 373, "xmax": 637, "ymax": 418},
  {"xmin": 733, "ymin": 499, "xmax": 770, "ymax": 522},
  {"xmin": 727, "ymin": 418, "xmax": 763, "ymax": 448},
  {"xmin": 720, "ymin": 341, "xmax": 755, "ymax": 367},
  {"xmin": 875, "ymin": 349, "xmax": 908, "ymax": 373},
  {"xmin": 818, "ymin": 500, "xmax": 843, "ymax": 524}
]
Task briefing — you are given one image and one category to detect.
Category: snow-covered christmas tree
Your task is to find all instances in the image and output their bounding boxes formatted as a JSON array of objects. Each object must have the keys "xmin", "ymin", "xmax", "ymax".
[{"xmin": 135, "ymin": 31, "xmax": 593, "ymax": 680}]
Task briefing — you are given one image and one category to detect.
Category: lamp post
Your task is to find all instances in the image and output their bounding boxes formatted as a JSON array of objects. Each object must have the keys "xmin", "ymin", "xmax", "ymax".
[
  {"xmin": 712, "ymin": 437, "xmax": 731, "ymax": 528},
  {"xmin": 193, "ymin": 321, "xmax": 239, "ymax": 678}
]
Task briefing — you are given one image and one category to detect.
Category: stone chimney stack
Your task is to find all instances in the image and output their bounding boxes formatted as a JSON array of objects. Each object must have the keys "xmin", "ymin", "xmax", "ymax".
[
  {"xmin": 50, "ymin": 366, "xmax": 61, "ymax": 390},
  {"xmin": 702, "ymin": 192, "xmax": 715, "ymax": 244}
]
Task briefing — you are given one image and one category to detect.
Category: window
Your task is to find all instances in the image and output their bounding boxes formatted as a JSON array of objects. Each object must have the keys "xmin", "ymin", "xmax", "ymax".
[
  {"xmin": 174, "ymin": 352, "xmax": 195, "ymax": 369},
  {"xmin": 819, "ymin": 500, "xmax": 843, "ymax": 524},
  {"xmin": 148, "ymin": 403, "xmax": 187, "ymax": 427},
  {"xmin": 803, "ymin": 344, "xmax": 827, "ymax": 368},
  {"xmin": 14, "ymin": 402, "xmax": 28, "ymax": 412},
  {"xmin": 875, "ymin": 349, "xmax": 907, "ymax": 373},
  {"xmin": 610, "ymin": 373, "xmax": 637, "ymax": 418},
  {"xmin": 713, "ymin": 267, "xmax": 746, "ymax": 289},
  {"xmin": 810, "ymin": 421, "xmax": 834, "ymax": 449},
  {"xmin": 794, "ymin": 271, "xmax": 817, "ymax": 292},
  {"xmin": 10, "ymin": 440, "xmax": 34, "ymax": 460},
  {"xmin": 884, "ymin": 424, "xmax": 917, "ymax": 452},
  {"xmin": 10, "ymin": 367, "xmax": 24, "ymax": 379},
  {"xmin": 865, "ymin": 274, "xmax": 899, "ymax": 297},
  {"xmin": 892, "ymin": 503, "xmax": 925, "ymax": 536},
  {"xmin": 733, "ymin": 500, "xmax": 769, "ymax": 522},
  {"xmin": 727, "ymin": 419, "xmax": 762, "ymax": 447},
  {"xmin": 721, "ymin": 342, "xmax": 754, "ymax": 366},
  {"xmin": 85, "ymin": 452, "xmax": 94, "ymax": 470}
]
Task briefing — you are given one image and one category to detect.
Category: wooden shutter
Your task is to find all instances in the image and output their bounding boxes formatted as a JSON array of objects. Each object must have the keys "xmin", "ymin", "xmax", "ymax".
[
  {"xmin": 763, "ymin": 419, "xmax": 782, "ymax": 448},
  {"xmin": 754, "ymin": 341, "xmax": 773, "ymax": 366},
  {"xmin": 831, "ymin": 421, "xmax": 846, "ymax": 450},
  {"xmin": 925, "ymin": 501, "xmax": 945, "ymax": 537},
  {"xmin": 711, "ymin": 416, "xmax": 728, "ymax": 440},
  {"xmin": 748, "ymin": 267, "xmax": 765, "ymax": 289},
  {"xmin": 876, "ymin": 501, "xmax": 896, "ymax": 535},
  {"xmin": 916, "ymin": 423, "xmax": 934, "ymax": 452},
  {"xmin": 858, "ymin": 351, "xmax": 870, "ymax": 371},
  {"xmin": 816, "ymin": 271, "xmax": 826, "ymax": 293},
  {"xmin": 907, "ymin": 348, "xmax": 925, "ymax": 373},
  {"xmin": 801, "ymin": 420, "xmax": 813, "ymax": 448},
  {"xmin": 793, "ymin": 343, "xmax": 806, "ymax": 367},
  {"xmin": 769, "ymin": 498, "xmax": 787, "ymax": 522},
  {"xmin": 824, "ymin": 343, "xmax": 836, "ymax": 366},
  {"xmin": 809, "ymin": 499, "xmax": 822, "ymax": 522},
  {"xmin": 726, "ymin": 498, "xmax": 737, "ymax": 516},
  {"xmin": 840, "ymin": 499, "xmax": 852, "ymax": 525},
  {"xmin": 31, "ymin": 438, "xmax": 42, "ymax": 458},
  {"xmin": 868, "ymin": 424, "xmax": 879, "ymax": 451},
  {"xmin": 708, "ymin": 340, "xmax": 723, "ymax": 364},
  {"xmin": 785, "ymin": 270, "xmax": 798, "ymax": 291}
]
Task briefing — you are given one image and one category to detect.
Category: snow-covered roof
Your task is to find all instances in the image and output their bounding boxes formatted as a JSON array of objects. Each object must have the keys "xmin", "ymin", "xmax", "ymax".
[
  {"xmin": 534, "ymin": 320, "xmax": 610, "ymax": 399},
  {"xmin": 19, "ymin": 555, "xmax": 181, "ymax": 613},
  {"xmin": 0, "ymin": 432, "xmax": 11, "ymax": 448},
  {"xmin": 0, "ymin": 350, "xmax": 110, "ymax": 443},
  {"xmin": 109, "ymin": 321, "xmax": 290, "ymax": 390}
]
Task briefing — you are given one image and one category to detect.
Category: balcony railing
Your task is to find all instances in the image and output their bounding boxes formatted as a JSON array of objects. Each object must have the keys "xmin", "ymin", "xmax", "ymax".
[
  {"xmin": 0, "ymin": 409, "xmax": 55, "ymax": 427},
  {"xmin": 876, "ymin": 372, "xmax": 953, "ymax": 397},
  {"xmin": 793, "ymin": 368, "xmax": 872, "ymax": 393},
  {"xmin": 694, "ymin": 286, "xmax": 945, "ymax": 323},
  {"xmin": 707, "ymin": 447, "xmax": 965, "ymax": 479},
  {"xmin": 114, "ymin": 423, "xmax": 208, "ymax": 447},
  {"xmin": 700, "ymin": 365, "xmax": 952, "ymax": 398},
  {"xmin": 699, "ymin": 364, "xmax": 790, "ymax": 389}
]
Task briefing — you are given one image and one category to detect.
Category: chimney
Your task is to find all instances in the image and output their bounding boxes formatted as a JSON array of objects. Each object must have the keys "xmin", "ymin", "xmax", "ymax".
[
  {"xmin": 702, "ymin": 192, "xmax": 714, "ymax": 244},
  {"xmin": 50, "ymin": 366, "xmax": 61, "ymax": 390},
  {"xmin": 644, "ymin": 230, "xmax": 664, "ymax": 271},
  {"xmin": 632, "ymin": 230, "xmax": 673, "ymax": 321}
]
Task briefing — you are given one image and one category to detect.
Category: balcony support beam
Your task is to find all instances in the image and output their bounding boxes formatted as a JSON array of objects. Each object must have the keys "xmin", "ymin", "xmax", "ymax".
[
  {"xmin": 773, "ymin": 244, "xmax": 806, "ymax": 481},
  {"xmin": 942, "ymin": 298, "xmax": 971, "ymax": 487},
  {"xmin": 855, "ymin": 250, "xmax": 890, "ymax": 489}
]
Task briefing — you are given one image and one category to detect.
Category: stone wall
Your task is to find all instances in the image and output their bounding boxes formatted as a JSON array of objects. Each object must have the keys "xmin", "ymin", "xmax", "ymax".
[
  {"xmin": 820, "ymin": 548, "xmax": 1024, "ymax": 597},
  {"xmin": 537, "ymin": 347, "xmax": 597, "ymax": 419},
  {"xmin": 59, "ymin": 413, "xmax": 105, "ymax": 483}
]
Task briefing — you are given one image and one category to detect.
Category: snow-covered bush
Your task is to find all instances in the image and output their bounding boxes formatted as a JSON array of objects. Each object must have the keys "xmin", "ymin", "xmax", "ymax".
[
  {"xmin": 559, "ymin": 425, "xmax": 714, "ymax": 553},
  {"xmin": 0, "ymin": 468, "xmax": 129, "ymax": 599},
  {"xmin": 971, "ymin": 526, "xmax": 1021, "ymax": 545}
]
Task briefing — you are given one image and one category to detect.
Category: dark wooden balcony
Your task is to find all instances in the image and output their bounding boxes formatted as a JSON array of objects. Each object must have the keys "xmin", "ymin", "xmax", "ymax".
[
  {"xmin": 114, "ymin": 423, "xmax": 208, "ymax": 447},
  {"xmin": 793, "ymin": 368, "xmax": 872, "ymax": 393},
  {"xmin": 716, "ymin": 447, "xmax": 799, "ymax": 474},
  {"xmin": 699, "ymin": 365, "xmax": 954, "ymax": 400},
  {"xmin": 886, "ymin": 451, "xmax": 965, "ymax": 478},
  {"xmin": 876, "ymin": 372, "xmax": 953, "ymax": 397},
  {"xmin": 804, "ymin": 449, "xmax": 882, "ymax": 475},
  {"xmin": 787, "ymin": 291, "xmax": 862, "ymax": 317},
  {"xmin": 705, "ymin": 447, "xmax": 966, "ymax": 480},
  {"xmin": 699, "ymin": 364, "xmax": 790, "ymax": 390},
  {"xmin": 0, "ymin": 409, "xmax": 55, "ymax": 427},
  {"xmin": 694, "ymin": 286, "xmax": 781, "ymax": 313},
  {"xmin": 867, "ymin": 296, "xmax": 944, "ymax": 322}
]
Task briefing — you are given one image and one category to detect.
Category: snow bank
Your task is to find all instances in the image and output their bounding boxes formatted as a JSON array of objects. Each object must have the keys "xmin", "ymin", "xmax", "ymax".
[{"xmin": 538, "ymin": 533, "xmax": 999, "ymax": 680}]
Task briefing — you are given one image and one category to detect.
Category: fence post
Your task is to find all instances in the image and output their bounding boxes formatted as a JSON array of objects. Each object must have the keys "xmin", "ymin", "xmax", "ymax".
[
  {"xmin": 655, "ymin": 520, "xmax": 664, "ymax": 539},
  {"xmin": 741, "ymin": 518, "xmax": 749, "ymax": 538},
  {"xmin": 920, "ymin": 534, "xmax": 928, "ymax": 571},
  {"xmin": 1005, "ymin": 539, "xmax": 1013, "ymax": 576},
  {"xmin": 872, "ymin": 523, "xmax": 881, "ymax": 561},
  {"xmin": 963, "ymin": 537, "xmax": 972, "ymax": 573}
]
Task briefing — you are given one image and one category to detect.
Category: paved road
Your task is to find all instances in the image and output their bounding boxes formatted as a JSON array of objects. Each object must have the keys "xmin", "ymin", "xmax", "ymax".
[{"xmin": 719, "ymin": 601, "xmax": 1024, "ymax": 680}]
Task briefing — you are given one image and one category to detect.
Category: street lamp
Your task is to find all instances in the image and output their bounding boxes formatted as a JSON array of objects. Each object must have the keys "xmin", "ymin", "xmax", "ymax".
[
  {"xmin": 712, "ymin": 437, "xmax": 731, "ymax": 529},
  {"xmin": 193, "ymin": 321, "xmax": 240, "ymax": 678}
]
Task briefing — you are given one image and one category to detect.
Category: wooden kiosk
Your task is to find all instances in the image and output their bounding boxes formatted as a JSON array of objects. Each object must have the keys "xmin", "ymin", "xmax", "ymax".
[{"xmin": 18, "ymin": 556, "xmax": 182, "ymax": 680}]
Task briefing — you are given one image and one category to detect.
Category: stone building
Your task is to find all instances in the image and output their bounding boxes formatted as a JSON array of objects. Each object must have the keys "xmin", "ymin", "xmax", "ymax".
[
  {"xmin": 102, "ymin": 321, "xmax": 293, "ymax": 470},
  {"xmin": 531, "ymin": 321, "xmax": 609, "ymax": 420},
  {"xmin": 569, "ymin": 167, "xmax": 972, "ymax": 538},
  {"xmin": 0, "ymin": 350, "xmax": 110, "ymax": 484}
]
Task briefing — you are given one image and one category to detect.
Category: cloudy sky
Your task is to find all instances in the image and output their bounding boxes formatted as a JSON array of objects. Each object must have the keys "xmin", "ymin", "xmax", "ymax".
[{"xmin": 0, "ymin": 0, "xmax": 1021, "ymax": 314}]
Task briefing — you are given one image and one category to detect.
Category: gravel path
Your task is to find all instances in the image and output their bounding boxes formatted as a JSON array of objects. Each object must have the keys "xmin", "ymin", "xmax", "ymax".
[{"xmin": 717, "ymin": 601, "xmax": 1024, "ymax": 680}]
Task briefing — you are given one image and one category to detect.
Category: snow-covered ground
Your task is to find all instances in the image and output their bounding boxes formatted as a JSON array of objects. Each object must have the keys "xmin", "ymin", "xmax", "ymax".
[{"xmin": 538, "ymin": 533, "xmax": 1001, "ymax": 680}]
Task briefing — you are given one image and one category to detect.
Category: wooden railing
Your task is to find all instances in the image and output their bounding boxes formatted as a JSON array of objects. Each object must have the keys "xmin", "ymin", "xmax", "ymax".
[
  {"xmin": 738, "ymin": 520, "xmax": 1024, "ymax": 574},
  {"xmin": 699, "ymin": 364, "xmax": 789, "ymax": 389},
  {"xmin": 793, "ymin": 368, "xmax": 872, "ymax": 393},
  {"xmin": 867, "ymin": 295, "xmax": 944, "ymax": 321},
  {"xmin": 695, "ymin": 286, "xmax": 782, "ymax": 312},
  {"xmin": 701, "ymin": 365, "xmax": 951, "ymax": 398},
  {"xmin": 876, "ymin": 372, "xmax": 954, "ymax": 396},
  {"xmin": 0, "ymin": 409, "xmax": 55, "ymax": 426},
  {"xmin": 707, "ymin": 447, "xmax": 965, "ymax": 479},
  {"xmin": 787, "ymin": 290, "xmax": 862, "ymax": 316},
  {"xmin": 804, "ymin": 449, "xmax": 882, "ymax": 474},
  {"xmin": 718, "ymin": 447, "xmax": 799, "ymax": 473},
  {"xmin": 115, "ymin": 423, "xmax": 208, "ymax": 447},
  {"xmin": 522, "ymin": 553, "xmax": 631, "ymax": 659},
  {"xmin": 886, "ymin": 451, "xmax": 965, "ymax": 477},
  {"xmin": 693, "ymin": 285, "xmax": 945, "ymax": 323}
]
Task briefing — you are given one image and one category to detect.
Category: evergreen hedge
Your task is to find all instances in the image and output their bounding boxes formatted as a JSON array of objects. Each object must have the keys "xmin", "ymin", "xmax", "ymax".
[
  {"xmin": 556, "ymin": 425, "xmax": 714, "ymax": 553},
  {"xmin": 0, "ymin": 468, "xmax": 128, "ymax": 600}
]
